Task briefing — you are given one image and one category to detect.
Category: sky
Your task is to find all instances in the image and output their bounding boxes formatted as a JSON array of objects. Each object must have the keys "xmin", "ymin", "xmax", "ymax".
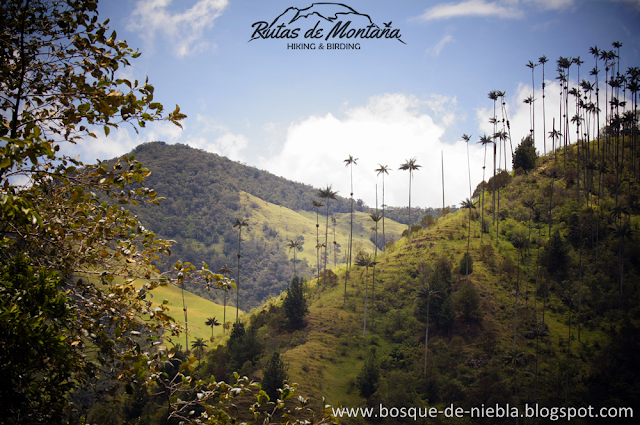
[{"xmin": 66, "ymin": 0, "xmax": 640, "ymax": 209}]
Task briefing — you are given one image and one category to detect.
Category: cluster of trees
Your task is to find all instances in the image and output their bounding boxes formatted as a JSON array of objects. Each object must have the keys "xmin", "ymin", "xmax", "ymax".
[{"xmin": 0, "ymin": 1, "xmax": 330, "ymax": 423}]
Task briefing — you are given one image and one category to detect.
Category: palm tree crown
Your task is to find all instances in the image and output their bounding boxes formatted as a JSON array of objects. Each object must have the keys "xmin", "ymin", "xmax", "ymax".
[
  {"xmin": 375, "ymin": 164, "xmax": 390, "ymax": 251},
  {"xmin": 399, "ymin": 158, "xmax": 421, "ymax": 242}
]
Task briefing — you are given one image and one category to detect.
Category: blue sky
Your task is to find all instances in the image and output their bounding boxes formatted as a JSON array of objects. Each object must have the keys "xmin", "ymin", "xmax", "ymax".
[{"xmin": 69, "ymin": 0, "xmax": 640, "ymax": 208}]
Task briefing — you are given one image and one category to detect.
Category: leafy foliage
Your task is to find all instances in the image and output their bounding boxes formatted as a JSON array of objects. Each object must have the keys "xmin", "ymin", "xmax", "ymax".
[
  {"xmin": 455, "ymin": 280, "xmax": 482, "ymax": 322},
  {"xmin": 0, "ymin": 1, "xmax": 226, "ymax": 422},
  {"xmin": 512, "ymin": 135, "xmax": 538, "ymax": 171},
  {"xmin": 261, "ymin": 352, "xmax": 289, "ymax": 401},
  {"xmin": 0, "ymin": 257, "xmax": 78, "ymax": 423},
  {"xmin": 357, "ymin": 350, "xmax": 380, "ymax": 398},
  {"xmin": 283, "ymin": 276, "xmax": 308, "ymax": 329},
  {"xmin": 227, "ymin": 322, "xmax": 262, "ymax": 372}
]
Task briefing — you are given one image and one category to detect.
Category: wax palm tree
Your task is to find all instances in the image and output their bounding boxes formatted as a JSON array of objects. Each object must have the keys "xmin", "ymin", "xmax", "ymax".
[
  {"xmin": 417, "ymin": 285, "xmax": 438, "ymax": 376},
  {"xmin": 528, "ymin": 322, "xmax": 549, "ymax": 403},
  {"xmin": 233, "ymin": 218, "xmax": 248, "ymax": 322},
  {"xmin": 286, "ymin": 239, "xmax": 303, "ymax": 278},
  {"xmin": 399, "ymin": 158, "xmax": 421, "ymax": 242},
  {"xmin": 460, "ymin": 198, "xmax": 475, "ymax": 284},
  {"xmin": 205, "ymin": 317, "xmax": 220, "ymax": 341},
  {"xmin": 191, "ymin": 337, "xmax": 208, "ymax": 372},
  {"xmin": 511, "ymin": 235, "xmax": 527, "ymax": 351},
  {"xmin": 316, "ymin": 242, "xmax": 326, "ymax": 282},
  {"xmin": 369, "ymin": 211, "xmax": 382, "ymax": 333},
  {"xmin": 375, "ymin": 164, "xmax": 390, "ymax": 251},
  {"xmin": 217, "ymin": 264, "xmax": 233, "ymax": 333},
  {"xmin": 493, "ymin": 129, "xmax": 508, "ymax": 239},
  {"xmin": 462, "ymin": 134, "xmax": 472, "ymax": 198},
  {"xmin": 478, "ymin": 134, "xmax": 493, "ymax": 239},
  {"xmin": 179, "ymin": 270, "xmax": 189, "ymax": 350},
  {"xmin": 489, "ymin": 90, "xmax": 500, "ymax": 225},
  {"xmin": 522, "ymin": 199, "xmax": 537, "ymax": 307},
  {"xmin": 312, "ymin": 199, "xmax": 324, "ymax": 281},
  {"xmin": 526, "ymin": 60, "xmax": 538, "ymax": 142},
  {"xmin": 539, "ymin": 55, "xmax": 549, "ymax": 155},
  {"xmin": 502, "ymin": 348, "xmax": 526, "ymax": 420},
  {"xmin": 331, "ymin": 215, "xmax": 338, "ymax": 267},
  {"xmin": 343, "ymin": 155, "xmax": 358, "ymax": 307},
  {"xmin": 318, "ymin": 185, "xmax": 338, "ymax": 285},
  {"xmin": 355, "ymin": 253, "xmax": 375, "ymax": 338}
]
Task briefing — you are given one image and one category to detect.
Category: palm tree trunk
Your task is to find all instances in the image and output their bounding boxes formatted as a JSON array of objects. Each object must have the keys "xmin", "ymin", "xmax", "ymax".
[
  {"xmin": 423, "ymin": 292, "xmax": 430, "ymax": 376},
  {"xmin": 363, "ymin": 267, "xmax": 369, "ymax": 339},
  {"xmin": 408, "ymin": 171, "xmax": 413, "ymax": 242},
  {"xmin": 236, "ymin": 227, "xmax": 242, "ymax": 322},
  {"xmin": 323, "ymin": 203, "xmax": 330, "ymax": 285}
]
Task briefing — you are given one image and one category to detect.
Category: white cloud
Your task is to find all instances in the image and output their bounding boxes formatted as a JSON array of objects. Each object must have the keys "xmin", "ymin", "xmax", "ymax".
[
  {"xmin": 259, "ymin": 93, "xmax": 485, "ymax": 209},
  {"xmin": 428, "ymin": 35, "xmax": 454, "ymax": 57},
  {"xmin": 59, "ymin": 121, "xmax": 184, "ymax": 162},
  {"xmin": 184, "ymin": 115, "xmax": 249, "ymax": 162},
  {"xmin": 523, "ymin": 0, "xmax": 576, "ymax": 10},
  {"xmin": 417, "ymin": 0, "xmax": 524, "ymax": 21},
  {"xmin": 415, "ymin": 0, "xmax": 582, "ymax": 22},
  {"xmin": 129, "ymin": 0, "xmax": 228, "ymax": 57}
]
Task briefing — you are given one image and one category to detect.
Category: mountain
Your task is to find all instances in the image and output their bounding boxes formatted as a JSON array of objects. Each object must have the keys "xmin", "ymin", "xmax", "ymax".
[
  {"xmin": 268, "ymin": 3, "xmax": 374, "ymax": 28},
  {"xmin": 120, "ymin": 142, "xmax": 407, "ymax": 312},
  {"xmin": 114, "ymin": 137, "xmax": 640, "ymax": 424}
]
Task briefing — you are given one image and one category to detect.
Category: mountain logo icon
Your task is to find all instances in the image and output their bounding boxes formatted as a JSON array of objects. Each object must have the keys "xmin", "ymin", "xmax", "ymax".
[{"xmin": 249, "ymin": 2, "xmax": 405, "ymax": 45}]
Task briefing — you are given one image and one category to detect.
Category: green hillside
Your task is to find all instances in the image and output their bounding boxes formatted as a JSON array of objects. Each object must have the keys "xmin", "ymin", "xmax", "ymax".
[
  {"xmin": 138, "ymin": 280, "xmax": 240, "ymax": 344},
  {"xmin": 238, "ymin": 191, "xmax": 406, "ymax": 268},
  {"xmin": 119, "ymin": 142, "xmax": 410, "ymax": 310},
  {"xmin": 114, "ymin": 135, "xmax": 640, "ymax": 424}
]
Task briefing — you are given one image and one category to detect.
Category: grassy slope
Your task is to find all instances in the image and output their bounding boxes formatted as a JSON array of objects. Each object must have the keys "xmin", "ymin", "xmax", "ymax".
[
  {"xmin": 238, "ymin": 191, "xmax": 407, "ymax": 268},
  {"xmin": 127, "ymin": 279, "xmax": 240, "ymax": 345},
  {"xmin": 238, "ymin": 145, "xmax": 629, "ymax": 418}
]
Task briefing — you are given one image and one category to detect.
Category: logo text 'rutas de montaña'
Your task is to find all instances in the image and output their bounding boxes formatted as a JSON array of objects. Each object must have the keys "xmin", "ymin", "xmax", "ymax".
[{"xmin": 249, "ymin": 3, "xmax": 405, "ymax": 45}]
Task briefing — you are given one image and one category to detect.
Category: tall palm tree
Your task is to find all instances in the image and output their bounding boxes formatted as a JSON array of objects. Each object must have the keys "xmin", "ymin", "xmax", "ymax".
[
  {"xmin": 493, "ymin": 129, "xmax": 508, "ymax": 239},
  {"xmin": 539, "ymin": 55, "xmax": 549, "ymax": 155},
  {"xmin": 217, "ymin": 264, "xmax": 233, "ymax": 334},
  {"xmin": 462, "ymin": 134, "xmax": 472, "ymax": 199},
  {"xmin": 522, "ymin": 199, "xmax": 537, "ymax": 307},
  {"xmin": 375, "ymin": 164, "xmax": 390, "ymax": 251},
  {"xmin": 205, "ymin": 317, "xmax": 220, "ymax": 340},
  {"xmin": 312, "ymin": 199, "xmax": 324, "ymax": 281},
  {"xmin": 343, "ymin": 155, "xmax": 358, "ymax": 307},
  {"xmin": 417, "ymin": 285, "xmax": 438, "ymax": 376},
  {"xmin": 316, "ymin": 241, "xmax": 326, "ymax": 282},
  {"xmin": 526, "ymin": 60, "xmax": 538, "ymax": 142},
  {"xmin": 331, "ymin": 215, "xmax": 338, "ymax": 268},
  {"xmin": 460, "ymin": 198, "xmax": 475, "ymax": 284},
  {"xmin": 511, "ymin": 235, "xmax": 527, "ymax": 351},
  {"xmin": 488, "ymin": 91, "xmax": 499, "ymax": 225},
  {"xmin": 233, "ymin": 218, "xmax": 248, "ymax": 322},
  {"xmin": 369, "ymin": 211, "xmax": 382, "ymax": 333},
  {"xmin": 286, "ymin": 239, "xmax": 303, "ymax": 278},
  {"xmin": 478, "ymin": 134, "xmax": 494, "ymax": 240},
  {"xmin": 191, "ymin": 337, "xmax": 208, "ymax": 372},
  {"xmin": 399, "ymin": 158, "xmax": 421, "ymax": 242},
  {"xmin": 502, "ymin": 348, "xmax": 526, "ymax": 422},
  {"xmin": 355, "ymin": 253, "xmax": 375, "ymax": 338},
  {"xmin": 318, "ymin": 185, "xmax": 338, "ymax": 285},
  {"xmin": 179, "ymin": 271, "xmax": 189, "ymax": 351}
]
